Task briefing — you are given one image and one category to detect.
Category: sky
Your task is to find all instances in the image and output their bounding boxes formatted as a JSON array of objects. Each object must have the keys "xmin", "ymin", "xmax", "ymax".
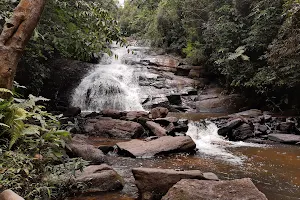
[{"xmin": 119, "ymin": 0, "xmax": 124, "ymax": 6}]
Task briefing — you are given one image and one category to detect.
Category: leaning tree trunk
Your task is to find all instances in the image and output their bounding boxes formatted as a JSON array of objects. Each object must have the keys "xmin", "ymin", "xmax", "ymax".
[{"xmin": 0, "ymin": 0, "xmax": 45, "ymax": 92}]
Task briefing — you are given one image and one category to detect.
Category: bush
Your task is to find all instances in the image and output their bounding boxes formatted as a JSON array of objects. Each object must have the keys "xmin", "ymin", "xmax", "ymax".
[{"xmin": 0, "ymin": 90, "xmax": 87, "ymax": 199}]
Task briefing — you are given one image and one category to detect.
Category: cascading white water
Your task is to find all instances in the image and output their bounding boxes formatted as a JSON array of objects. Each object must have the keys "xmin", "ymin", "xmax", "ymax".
[
  {"xmin": 71, "ymin": 46, "xmax": 144, "ymax": 112},
  {"xmin": 186, "ymin": 121, "xmax": 264, "ymax": 164}
]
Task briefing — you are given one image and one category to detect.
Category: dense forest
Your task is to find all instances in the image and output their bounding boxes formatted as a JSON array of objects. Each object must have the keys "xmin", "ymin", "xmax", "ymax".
[{"xmin": 119, "ymin": 0, "xmax": 300, "ymax": 111}]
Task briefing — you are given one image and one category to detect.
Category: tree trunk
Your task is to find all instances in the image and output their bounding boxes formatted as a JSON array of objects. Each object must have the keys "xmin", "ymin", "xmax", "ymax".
[{"xmin": 0, "ymin": 0, "xmax": 45, "ymax": 91}]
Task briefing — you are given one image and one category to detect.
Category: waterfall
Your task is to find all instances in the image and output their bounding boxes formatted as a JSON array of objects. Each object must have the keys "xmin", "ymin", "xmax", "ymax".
[
  {"xmin": 186, "ymin": 121, "xmax": 264, "ymax": 164},
  {"xmin": 71, "ymin": 46, "xmax": 144, "ymax": 112}
]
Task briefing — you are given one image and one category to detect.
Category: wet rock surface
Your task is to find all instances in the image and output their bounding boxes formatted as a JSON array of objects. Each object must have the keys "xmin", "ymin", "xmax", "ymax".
[
  {"xmin": 83, "ymin": 118, "xmax": 145, "ymax": 139},
  {"xmin": 74, "ymin": 164, "xmax": 124, "ymax": 193},
  {"xmin": 67, "ymin": 135, "xmax": 108, "ymax": 164},
  {"xmin": 162, "ymin": 178, "xmax": 268, "ymax": 200},
  {"xmin": 213, "ymin": 109, "xmax": 300, "ymax": 144},
  {"xmin": 116, "ymin": 136, "xmax": 196, "ymax": 158},
  {"xmin": 132, "ymin": 168, "xmax": 218, "ymax": 200}
]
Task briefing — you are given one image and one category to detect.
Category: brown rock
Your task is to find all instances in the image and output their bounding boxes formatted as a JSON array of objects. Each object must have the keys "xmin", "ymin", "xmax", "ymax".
[
  {"xmin": 102, "ymin": 109, "xmax": 125, "ymax": 119},
  {"xmin": 150, "ymin": 107, "xmax": 169, "ymax": 119},
  {"xmin": 132, "ymin": 168, "xmax": 218, "ymax": 200},
  {"xmin": 116, "ymin": 136, "xmax": 196, "ymax": 158},
  {"xmin": 84, "ymin": 118, "xmax": 145, "ymax": 139},
  {"xmin": 268, "ymin": 133, "xmax": 300, "ymax": 144},
  {"xmin": 162, "ymin": 178, "xmax": 268, "ymax": 200},
  {"xmin": 154, "ymin": 117, "xmax": 178, "ymax": 126},
  {"xmin": 196, "ymin": 94, "xmax": 244, "ymax": 113},
  {"xmin": 126, "ymin": 111, "xmax": 149, "ymax": 121},
  {"xmin": 231, "ymin": 123, "xmax": 254, "ymax": 141},
  {"xmin": 0, "ymin": 190, "xmax": 24, "ymax": 200},
  {"xmin": 146, "ymin": 121, "xmax": 168, "ymax": 137},
  {"xmin": 67, "ymin": 137, "xmax": 107, "ymax": 164},
  {"xmin": 74, "ymin": 164, "xmax": 124, "ymax": 193},
  {"xmin": 218, "ymin": 118, "xmax": 244, "ymax": 136}
]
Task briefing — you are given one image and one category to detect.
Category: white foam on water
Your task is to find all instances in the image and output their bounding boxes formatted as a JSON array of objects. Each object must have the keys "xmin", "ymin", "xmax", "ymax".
[
  {"xmin": 186, "ymin": 121, "xmax": 265, "ymax": 164},
  {"xmin": 71, "ymin": 46, "xmax": 144, "ymax": 112}
]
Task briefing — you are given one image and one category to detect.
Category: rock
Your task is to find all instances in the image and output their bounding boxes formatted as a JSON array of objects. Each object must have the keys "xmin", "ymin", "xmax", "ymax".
[
  {"xmin": 257, "ymin": 124, "xmax": 268, "ymax": 133},
  {"xmin": 102, "ymin": 109, "xmax": 125, "ymax": 119},
  {"xmin": 126, "ymin": 111, "xmax": 149, "ymax": 121},
  {"xmin": 188, "ymin": 69, "xmax": 201, "ymax": 78},
  {"xmin": 146, "ymin": 121, "xmax": 168, "ymax": 137},
  {"xmin": 0, "ymin": 190, "xmax": 24, "ymax": 200},
  {"xmin": 166, "ymin": 94, "xmax": 182, "ymax": 105},
  {"xmin": 116, "ymin": 136, "xmax": 196, "ymax": 158},
  {"xmin": 196, "ymin": 94, "xmax": 244, "ymax": 113},
  {"xmin": 67, "ymin": 137, "xmax": 107, "ymax": 164},
  {"xmin": 63, "ymin": 106, "xmax": 81, "ymax": 117},
  {"xmin": 218, "ymin": 118, "xmax": 244, "ymax": 136},
  {"xmin": 231, "ymin": 123, "xmax": 254, "ymax": 141},
  {"xmin": 229, "ymin": 109, "xmax": 263, "ymax": 118},
  {"xmin": 175, "ymin": 65, "xmax": 191, "ymax": 76},
  {"xmin": 74, "ymin": 165, "xmax": 124, "ymax": 193},
  {"xmin": 203, "ymin": 172, "xmax": 219, "ymax": 180},
  {"xmin": 84, "ymin": 118, "xmax": 145, "ymax": 139},
  {"xmin": 268, "ymin": 134, "xmax": 300, "ymax": 144},
  {"xmin": 264, "ymin": 114, "xmax": 272, "ymax": 122},
  {"xmin": 150, "ymin": 107, "xmax": 169, "ymax": 119},
  {"xmin": 162, "ymin": 178, "xmax": 268, "ymax": 200},
  {"xmin": 39, "ymin": 59, "xmax": 95, "ymax": 107},
  {"xmin": 166, "ymin": 123, "xmax": 176, "ymax": 135},
  {"xmin": 154, "ymin": 117, "xmax": 178, "ymax": 126},
  {"xmin": 132, "ymin": 168, "xmax": 217, "ymax": 200},
  {"xmin": 278, "ymin": 122, "xmax": 294, "ymax": 134},
  {"xmin": 181, "ymin": 87, "xmax": 198, "ymax": 96},
  {"xmin": 144, "ymin": 96, "xmax": 170, "ymax": 109}
]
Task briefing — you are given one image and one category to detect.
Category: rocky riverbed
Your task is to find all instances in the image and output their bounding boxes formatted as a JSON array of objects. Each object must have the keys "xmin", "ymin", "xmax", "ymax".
[{"xmin": 9, "ymin": 44, "xmax": 297, "ymax": 200}]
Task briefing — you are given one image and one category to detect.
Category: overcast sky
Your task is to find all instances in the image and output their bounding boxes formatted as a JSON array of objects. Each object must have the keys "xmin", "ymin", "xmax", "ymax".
[{"xmin": 119, "ymin": 0, "xmax": 124, "ymax": 6}]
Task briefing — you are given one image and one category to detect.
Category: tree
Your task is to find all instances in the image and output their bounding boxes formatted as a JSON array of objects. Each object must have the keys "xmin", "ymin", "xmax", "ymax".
[{"xmin": 0, "ymin": 0, "xmax": 45, "ymax": 91}]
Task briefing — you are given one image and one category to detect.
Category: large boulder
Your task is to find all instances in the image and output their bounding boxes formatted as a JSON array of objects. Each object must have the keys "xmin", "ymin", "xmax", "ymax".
[
  {"xmin": 218, "ymin": 118, "xmax": 244, "ymax": 136},
  {"xmin": 230, "ymin": 123, "xmax": 254, "ymax": 141},
  {"xmin": 162, "ymin": 178, "xmax": 268, "ymax": 200},
  {"xmin": 39, "ymin": 59, "xmax": 95, "ymax": 107},
  {"xmin": 150, "ymin": 107, "xmax": 169, "ymax": 119},
  {"xmin": 67, "ymin": 136, "xmax": 107, "ymax": 164},
  {"xmin": 146, "ymin": 121, "xmax": 168, "ymax": 137},
  {"xmin": 116, "ymin": 136, "xmax": 196, "ymax": 158},
  {"xmin": 0, "ymin": 190, "xmax": 24, "ymax": 200},
  {"xmin": 74, "ymin": 165, "xmax": 124, "ymax": 193},
  {"xmin": 196, "ymin": 94, "xmax": 244, "ymax": 113},
  {"xmin": 132, "ymin": 168, "xmax": 218, "ymax": 200},
  {"xmin": 84, "ymin": 118, "xmax": 145, "ymax": 139},
  {"xmin": 268, "ymin": 133, "xmax": 300, "ymax": 144}
]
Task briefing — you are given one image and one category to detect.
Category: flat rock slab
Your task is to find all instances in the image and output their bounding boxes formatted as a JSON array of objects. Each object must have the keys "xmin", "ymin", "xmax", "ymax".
[
  {"xmin": 268, "ymin": 133, "xmax": 300, "ymax": 144},
  {"xmin": 116, "ymin": 136, "xmax": 196, "ymax": 158},
  {"xmin": 162, "ymin": 178, "xmax": 268, "ymax": 200},
  {"xmin": 84, "ymin": 118, "xmax": 145, "ymax": 139},
  {"xmin": 74, "ymin": 164, "xmax": 124, "ymax": 193},
  {"xmin": 132, "ymin": 168, "xmax": 218, "ymax": 200}
]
